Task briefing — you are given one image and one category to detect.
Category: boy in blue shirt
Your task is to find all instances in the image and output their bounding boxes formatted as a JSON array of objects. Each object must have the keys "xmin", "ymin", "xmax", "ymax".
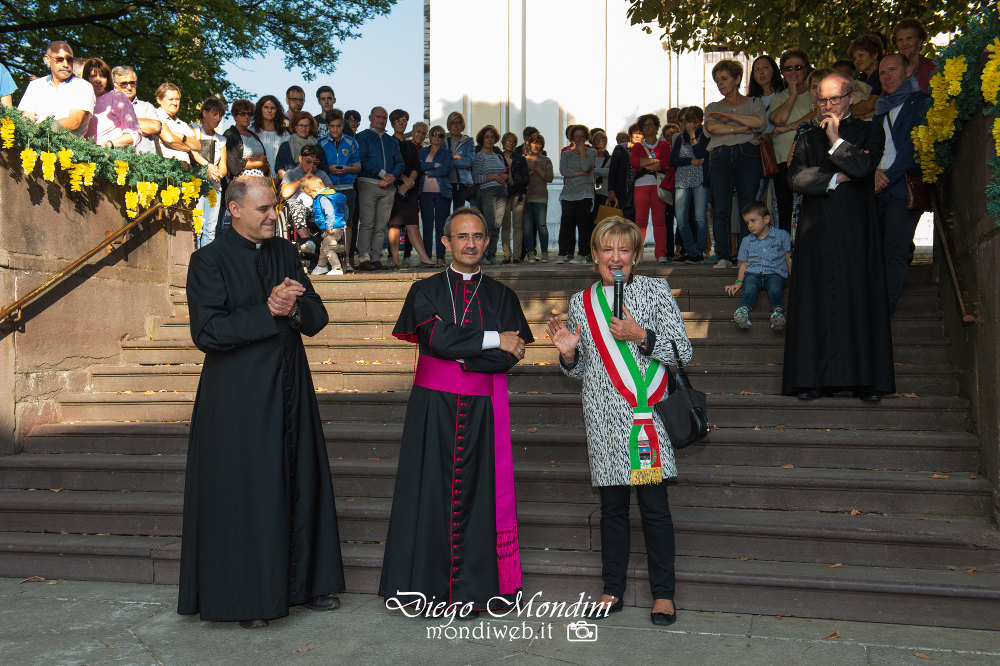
[
  {"xmin": 724, "ymin": 201, "xmax": 792, "ymax": 331},
  {"xmin": 302, "ymin": 176, "xmax": 348, "ymax": 276}
]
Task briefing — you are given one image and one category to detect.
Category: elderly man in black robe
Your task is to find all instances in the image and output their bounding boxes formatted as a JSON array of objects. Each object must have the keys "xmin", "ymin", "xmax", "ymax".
[
  {"xmin": 782, "ymin": 73, "xmax": 895, "ymax": 402},
  {"xmin": 177, "ymin": 175, "xmax": 344, "ymax": 628},
  {"xmin": 380, "ymin": 207, "xmax": 532, "ymax": 614}
]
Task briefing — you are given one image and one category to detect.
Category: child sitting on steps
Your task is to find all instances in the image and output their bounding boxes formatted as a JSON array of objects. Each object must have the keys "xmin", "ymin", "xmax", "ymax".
[{"xmin": 724, "ymin": 201, "xmax": 792, "ymax": 331}]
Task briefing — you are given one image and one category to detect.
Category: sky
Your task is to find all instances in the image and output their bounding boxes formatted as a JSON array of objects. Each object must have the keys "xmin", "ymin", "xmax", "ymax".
[{"xmin": 226, "ymin": 0, "xmax": 424, "ymax": 119}]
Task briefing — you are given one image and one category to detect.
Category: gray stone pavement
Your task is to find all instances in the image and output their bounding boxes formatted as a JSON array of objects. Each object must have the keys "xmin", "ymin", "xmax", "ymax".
[{"xmin": 2, "ymin": 578, "xmax": 999, "ymax": 665}]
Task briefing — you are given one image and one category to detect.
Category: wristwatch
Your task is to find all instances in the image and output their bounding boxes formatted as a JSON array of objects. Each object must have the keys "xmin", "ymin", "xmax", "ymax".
[{"xmin": 289, "ymin": 303, "xmax": 300, "ymax": 321}]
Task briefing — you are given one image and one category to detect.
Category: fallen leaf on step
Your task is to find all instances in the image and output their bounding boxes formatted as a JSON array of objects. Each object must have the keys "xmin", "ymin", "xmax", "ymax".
[
  {"xmin": 49, "ymin": 488, "xmax": 64, "ymax": 492},
  {"xmin": 964, "ymin": 568, "xmax": 977, "ymax": 573},
  {"xmin": 60, "ymin": 530, "xmax": 68, "ymax": 535},
  {"xmin": 322, "ymin": 359, "xmax": 333, "ymax": 364},
  {"xmin": 18, "ymin": 576, "xmax": 45, "ymax": 583},
  {"xmin": 712, "ymin": 424, "xmax": 718, "ymax": 430},
  {"xmin": 373, "ymin": 361, "xmax": 381, "ymax": 365},
  {"xmin": 779, "ymin": 426, "xmax": 786, "ymax": 432},
  {"xmin": 355, "ymin": 360, "xmax": 366, "ymax": 364},
  {"xmin": 369, "ymin": 457, "xmax": 380, "ymax": 461},
  {"xmin": 535, "ymin": 361, "xmax": 553, "ymax": 365},
  {"xmin": 930, "ymin": 474, "xmax": 949, "ymax": 479},
  {"xmin": 143, "ymin": 390, "xmax": 154, "ymax": 395},
  {"xmin": 297, "ymin": 648, "xmax": 312, "ymax": 653},
  {"xmin": 343, "ymin": 498, "xmax": 355, "ymax": 502},
  {"xmin": 528, "ymin": 427, "xmax": 538, "ymax": 433},
  {"xmin": 46, "ymin": 580, "xmax": 59, "ymax": 585},
  {"xmin": 775, "ymin": 616, "xmax": 783, "ymax": 620},
  {"xmin": 737, "ymin": 557, "xmax": 749, "ymax": 561},
  {"xmin": 550, "ymin": 309, "xmax": 559, "ymax": 315},
  {"xmin": 823, "ymin": 630, "xmax": 840, "ymax": 639},
  {"xmin": 315, "ymin": 388, "xmax": 328, "ymax": 393},
  {"xmin": 825, "ymin": 429, "xmax": 831, "ymax": 432},
  {"xmin": 850, "ymin": 509, "xmax": 861, "ymax": 516},
  {"xmin": 913, "ymin": 653, "xmax": 937, "ymax": 660},
  {"xmin": 740, "ymin": 391, "xmax": 761, "ymax": 395},
  {"xmin": 781, "ymin": 464, "xmax": 794, "ymax": 469},
  {"xmin": 901, "ymin": 393, "xmax": 918, "ymax": 398},
  {"xmin": 714, "ymin": 465, "xmax": 721, "ymax": 468},
  {"xmin": 970, "ymin": 473, "xmax": 978, "ymax": 479},
  {"xmin": 753, "ymin": 426, "xmax": 760, "ymax": 431},
  {"xmin": 103, "ymin": 643, "xmax": 121, "ymax": 649},
  {"xmin": 827, "ymin": 563, "xmax": 842, "ymax": 568}
]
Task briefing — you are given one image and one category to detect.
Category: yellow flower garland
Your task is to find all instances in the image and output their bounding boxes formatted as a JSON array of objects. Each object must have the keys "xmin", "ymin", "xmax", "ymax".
[
  {"xmin": 40, "ymin": 151, "xmax": 57, "ymax": 181},
  {"xmin": 0, "ymin": 118, "xmax": 14, "ymax": 149},
  {"xmin": 984, "ymin": 38, "xmax": 1000, "ymax": 107},
  {"xmin": 911, "ymin": 57, "xmax": 968, "ymax": 183}
]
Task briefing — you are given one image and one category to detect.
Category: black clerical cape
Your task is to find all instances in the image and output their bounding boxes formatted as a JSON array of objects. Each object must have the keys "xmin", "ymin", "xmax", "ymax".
[
  {"xmin": 177, "ymin": 231, "xmax": 344, "ymax": 622},
  {"xmin": 782, "ymin": 117, "xmax": 896, "ymax": 394},
  {"xmin": 379, "ymin": 268, "xmax": 532, "ymax": 610}
]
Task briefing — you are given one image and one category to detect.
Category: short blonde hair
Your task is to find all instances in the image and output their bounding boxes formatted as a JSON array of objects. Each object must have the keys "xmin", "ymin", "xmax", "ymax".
[
  {"xmin": 590, "ymin": 217, "xmax": 643, "ymax": 261},
  {"xmin": 300, "ymin": 174, "xmax": 325, "ymax": 194}
]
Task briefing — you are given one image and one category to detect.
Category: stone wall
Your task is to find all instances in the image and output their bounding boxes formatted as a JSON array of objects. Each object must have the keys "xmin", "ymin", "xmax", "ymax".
[
  {"xmin": 0, "ymin": 150, "xmax": 193, "ymax": 452},
  {"xmin": 937, "ymin": 110, "xmax": 1000, "ymax": 523}
]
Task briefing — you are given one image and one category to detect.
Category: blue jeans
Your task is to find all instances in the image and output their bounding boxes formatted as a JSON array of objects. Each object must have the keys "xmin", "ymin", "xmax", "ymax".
[
  {"xmin": 739, "ymin": 272, "xmax": 786, "ymax": 312},
  {"xmin": 478, "ymin": 187, "xmax": 507, "ymax": 261},
  {"xmin": 673, "ymin": 185, "xmax": 708, "ymax": 254},
  {"xmin": 709, "ymin": 143, "xmax": 761, "ymax": 258},
  {"xmin": 419, "ymin": 192, "xmax": 451, "ymax": 260},
  {"xmin": 522, "ymin": 201, "xmax": 549, "ymax": 254}
]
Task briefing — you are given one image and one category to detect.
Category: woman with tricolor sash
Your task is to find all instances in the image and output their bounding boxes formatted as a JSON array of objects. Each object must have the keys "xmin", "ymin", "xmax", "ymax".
[{"xmin": 547, "ymin": 216, "xmax": 692, "ymax": 627}]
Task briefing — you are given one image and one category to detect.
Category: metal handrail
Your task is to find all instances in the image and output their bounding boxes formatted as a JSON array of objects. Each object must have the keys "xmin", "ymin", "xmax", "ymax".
[
  {"xmin": 0, "ymin": 203, "xmax": 169, "ymax": 332},
  {"xmin": 933, "ymin": 204, "xmax": 979, "ymax": 325}
]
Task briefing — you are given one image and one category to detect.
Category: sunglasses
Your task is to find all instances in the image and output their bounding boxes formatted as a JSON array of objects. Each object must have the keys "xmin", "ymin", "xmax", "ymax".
[
  {"xmin": 234, "ymin": 111, "xmax": 253, "ymax": 117},
  {"xmin": 115, "ymin": 80, "xmax": 137, "ymax": 87},
  {"xmin": 48, "ymin": 55, "xmax": 74, "ymax": 64},
  {"xmin": 781, "ymin": 64, "xmax": 806, "ymax": 72},
  {"xmin": 431, "ymin": 132, "xmax": 444, "ymax": 138}
]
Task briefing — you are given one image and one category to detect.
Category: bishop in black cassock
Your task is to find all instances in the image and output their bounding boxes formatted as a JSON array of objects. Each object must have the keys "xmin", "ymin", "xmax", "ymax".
[
  {"xmin": 782, "ymin": 75, "xmax": 896, "ymax": 400},
  {"xmin": 379, "ymin": 210, "xmax": 532, "ymax": 612},
  {"xmin": 177, "ymin": 177, "xmax": 344, "ymax": 625}
]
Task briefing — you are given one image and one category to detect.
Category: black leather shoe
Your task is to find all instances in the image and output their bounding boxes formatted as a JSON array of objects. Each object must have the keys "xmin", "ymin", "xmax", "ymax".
[
  {"xmin": 650, "ymin": 610, "xmax": 677, "ymax": 626},
  {"xmin": 304, "ymin": 594, "xmax": 341, "ymax": 611},
  {"xmin": 239, "ymin": 619, "xmax": 269, "ymax": 628},
  {"xmin": 798, "ymin": 389, "xmax": 823, "ymax": 400},
  {"xmin": 856, "ymin": 389, "xmax": 881, "ymax": 402},
  {"xmin": 587, "ymin": 597, "xmax": 623, "ymax": 618}
]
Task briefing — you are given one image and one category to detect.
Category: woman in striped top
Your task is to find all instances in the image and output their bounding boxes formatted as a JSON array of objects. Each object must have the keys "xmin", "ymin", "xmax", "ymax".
[{"xmin": 472, "ymin": 124, "xmax": 508, "ymax": 265}]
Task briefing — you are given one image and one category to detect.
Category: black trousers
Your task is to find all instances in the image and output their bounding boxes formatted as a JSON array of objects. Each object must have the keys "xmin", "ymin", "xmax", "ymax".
[
  {"xmin": 559, "ymin": 199, "xmax": 593, "ymax": 258},
  {"xmin": 877, "ymin": 190, "xmax": 922, "ymax": 314},
  {"xmin": 598, "ymin": 483, "xmax": 676, "ymax": 600},
  {"xmin": 772, "ymin": 163, "xmax": 793, "ymax": 234}
]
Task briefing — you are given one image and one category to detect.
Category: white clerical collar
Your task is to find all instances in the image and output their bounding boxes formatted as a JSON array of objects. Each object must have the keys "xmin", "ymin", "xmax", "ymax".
[
  {"xmin": 449, "ymin": 264, "xmax": 481, "ymax": 280},
  {"xmin": 255, "ymin": 243, "xmax": 262, "ymax": 249}
]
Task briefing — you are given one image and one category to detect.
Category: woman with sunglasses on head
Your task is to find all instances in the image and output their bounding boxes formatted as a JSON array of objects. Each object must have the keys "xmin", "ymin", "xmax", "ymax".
[
  {"xmin": 768, "ymin": 48, "xmax": 814, "ymax": 234},
  {"xmin": 252, "ymin": 95, "xmax": 289, "ymax": 180},
  {"xmin": 418, "ymin": 125, "xmax": 454, "ymax": 266}
]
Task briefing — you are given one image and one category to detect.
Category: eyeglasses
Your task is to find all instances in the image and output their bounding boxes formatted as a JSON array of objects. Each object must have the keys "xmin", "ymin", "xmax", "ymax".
[
  {"xmin": 781, "ymin": 64, "xmax": 806, "ymax": 73},
  {"xmin": 451, "ymin": 233, "xmax": 486, "ymax": 243},
  {"xmin": 115, "ymin": 80, "xmax": 137, "ymax": 87},
  {"xmin": 430, "ymin": 132, "xmax": 444, "ymax": 138},
  {"xmin": 48, "ymin": 55, "xmax": 74, "ymax": 64},
  {"xmin": 234, "ymin": 111, "xmax": 253, "ymax": 117},
  {"xmin": 816, "ymin": 92, "xmax": 852, "ymax": 106}
]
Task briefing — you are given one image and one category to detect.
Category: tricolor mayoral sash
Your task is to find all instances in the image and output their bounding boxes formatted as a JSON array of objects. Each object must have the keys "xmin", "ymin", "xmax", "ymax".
[{"xmin": 583, "ymin": 283, "xmax": 670, "ymax": 485}]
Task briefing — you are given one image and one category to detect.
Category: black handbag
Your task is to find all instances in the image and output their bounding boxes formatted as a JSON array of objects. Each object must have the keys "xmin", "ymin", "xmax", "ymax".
[{"xmin": 654, "ymin": 340, "xmax": 709, "ymax": 449}]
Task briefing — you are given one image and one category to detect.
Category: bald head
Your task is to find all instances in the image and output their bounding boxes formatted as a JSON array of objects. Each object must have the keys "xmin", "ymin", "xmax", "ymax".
[
  {"xmin": 818, "ymin": 74, "xmax": 855, "ymax": 119},
  {"xmin": 225, "ymin": 175, "xmax": 273, "ymax": 210},
  {"xmin": 369, "ymin": 106, "xmax": 388, "ymax": 133}
]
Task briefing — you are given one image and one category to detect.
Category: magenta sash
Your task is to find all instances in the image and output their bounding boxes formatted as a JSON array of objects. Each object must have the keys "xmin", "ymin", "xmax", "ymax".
[{"xmin": 413, "ymin": 354, "xmax": 521, "ymax": 594}]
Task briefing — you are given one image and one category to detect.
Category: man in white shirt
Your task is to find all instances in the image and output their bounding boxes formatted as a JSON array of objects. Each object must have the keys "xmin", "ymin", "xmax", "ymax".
[
  {"xmin": 151, "ymin": 82, "xmax": 199, "ymax": 162},
  {"xmin": 17, "ymin": 41, "xmax": 95, "ymax": 136}
]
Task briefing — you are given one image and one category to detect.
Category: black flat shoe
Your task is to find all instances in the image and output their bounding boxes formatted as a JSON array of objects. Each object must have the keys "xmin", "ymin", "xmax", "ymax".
[
  {"xmin": 239, "ymin": 619, "xmax": 269, "ymax": 629},
  {"xmin": 856, "ymin": 389, "xmax": 881, "ymax": 402},
  {"xmin": 587, "ymin": 597, "xmax": 623, "ymax": 618},
  {"xmin": 650, "ymin": 610, "xmax": 676, "ymax": 626},
  {"xmin": 798, "ymin": 389, "xmax": 823, "ymax": 400},
  {"xmin": 304, "ymin": 594, "xmax": 341, "ymax": 611}
]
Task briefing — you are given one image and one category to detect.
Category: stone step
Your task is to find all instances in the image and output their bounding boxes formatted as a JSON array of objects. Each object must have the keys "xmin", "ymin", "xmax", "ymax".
[
  {"xmin": 1, "ymin": 533, "xmax": 997, "ymax": 630},
  {"xmin": 54, "ymin": 391, "xmax": 971, "ymax": 430},
  {"xmin": 87, "ymin": 361, "xmax": 960, "ymax": 396},
  {"xmin": 0, "ymin": 454, "xmax": 987, "ymax": 515},
  {"xmin": 25, "ymin": 422, "xmax": 982, "ymax": 472},
  {"xmin": 150, "ymin": 308, "xmax": 943, "ymax": 342},
  {"xmin": 119, "ymin": 336, "xmax": 955, "ymax": 366},
  {"xmin": 3, "ymin": 491, "xmax": 998, "ymax": 571}
]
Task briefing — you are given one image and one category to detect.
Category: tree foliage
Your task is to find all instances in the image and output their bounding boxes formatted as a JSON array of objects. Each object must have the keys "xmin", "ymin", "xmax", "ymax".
[
  {"xmin": 626, "ymin": 0, "xmax": 991, "ymax": 63},
  {"xmin": 0, "ymin": 0, "xmax": 396, "ymax": 117}
]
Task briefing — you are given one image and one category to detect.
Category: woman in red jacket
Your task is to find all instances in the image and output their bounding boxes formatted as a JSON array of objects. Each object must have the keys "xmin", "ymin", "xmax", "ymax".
[{"xmin": 630, "ymin": 114, "xmax": 673, "ymax": 263}]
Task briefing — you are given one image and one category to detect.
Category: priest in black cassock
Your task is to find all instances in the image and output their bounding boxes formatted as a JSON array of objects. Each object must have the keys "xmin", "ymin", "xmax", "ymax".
[
  {"xmin": 782, "ymin": 73, "xmax": 896, "ymax": 402},
  {"xmin": 177, "ymin": 176, "xmax": 344, "ymax": 628},
  {"xmin": 379, "ymin": 207, "xmax": 532, "ymax": 612}
]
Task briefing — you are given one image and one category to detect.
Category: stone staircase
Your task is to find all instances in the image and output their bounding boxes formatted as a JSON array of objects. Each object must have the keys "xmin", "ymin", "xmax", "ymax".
[{"xmin": 2, "ymin": 263, "xmax": 999, "ymax": 630}]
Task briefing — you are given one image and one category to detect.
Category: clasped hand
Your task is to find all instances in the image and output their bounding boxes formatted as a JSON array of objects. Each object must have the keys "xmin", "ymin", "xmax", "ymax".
[
  {"xmin": 498, "ymin": 330, "xmax": 527, "ymax": 359},
  {"xmin": 268, "ymin": 277, "xmax": 305, "ymax": 317}
]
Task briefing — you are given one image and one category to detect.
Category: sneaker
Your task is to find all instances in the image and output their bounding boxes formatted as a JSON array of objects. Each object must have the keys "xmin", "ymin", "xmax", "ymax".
[
  {"xmin": 569, "ymin": 256, "xmax": 584, "ymax": 264},
  {"xmin": 714, "ymin": 259, "xmax": 732, "ymax": 269},
  {"xmin": 540, "ymin": 253, "xmax": 550, "ymax": 263},
  {"xmin": 329, "ymin": 268, "xmax": 344, "ymax": 276},
  {"xmin": 311, "ymin": 265, "xmax": 330, "ymax": 275},
  {"xmin": 770, "ymin": 309, "xmax": 786, "ymax": 331},
  {"xmin": 734, "ymin": 307, "xmax": 751, "ymax": 329},
  {"xmin": 657, "ymin": 256, "xmax": 670, "ymax": 264},
  {"xmin": 704, "ymin": 255, "xmax": 718, "ymax": 263},
  {"xmin": 526, "ymin": 252, "xmax": 537, "ymax": 263},
  {"xmin": 556, "ymin": 256, "xmax": 567, "ymax": 264},
  {"xmin": 344, "ymin": 261, "xmax": 354, "ymax": 273},
  {"xmin": 692, "ymin": 253, "xmax": 704, "ymax": 263}
]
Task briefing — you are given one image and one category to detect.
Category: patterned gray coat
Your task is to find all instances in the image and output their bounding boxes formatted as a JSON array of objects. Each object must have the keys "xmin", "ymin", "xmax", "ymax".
[{"xmin": 561, "ymin": 274, "xmax": 693, "ymax": 486}]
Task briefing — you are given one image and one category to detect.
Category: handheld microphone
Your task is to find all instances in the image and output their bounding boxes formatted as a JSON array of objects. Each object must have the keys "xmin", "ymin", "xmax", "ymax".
[{"xmin": 613, "ymin": 270, "xmax": 625, "ymax": 320}]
